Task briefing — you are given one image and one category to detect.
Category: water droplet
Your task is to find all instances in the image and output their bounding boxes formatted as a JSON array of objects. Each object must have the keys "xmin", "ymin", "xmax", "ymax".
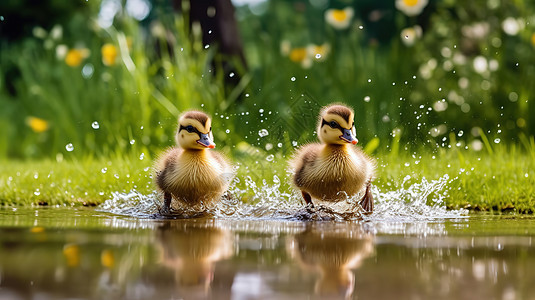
[
  {"xmin": 258, "ymin": 129, "xmax": 269, "ymax": 137},
  {"xmin": 92, "ymin": 121, "xmax": 100, "ymax": 129},
  {"xmin": 34, "ymin": 173, "xmax": 39, "ymax": 179},
  {"xmin": 204, "ymin": 44, "xmax": 210, "ymax": 49},
  {"xmin": 358, "ymin": 25, "xmax": 363, "ymax": 29},
  {"xmin": 65, "ymin": 143, "xmax": 74, "ymax": 152},
  {"xmin": 229, "ymin": 72, "xmax": 235, "ymax": 78},
  {"xmin": 34, "ymin": 189, "xmax": 40, "ymax": 196},
  {"xmin": 405, "ymin": 35, "xmax": 409, "ymax": 39},
  {"xmin": 290, "ymin": 77, "xmax": 296, "ymax": 82},
  {"xmin": 130, "ymin": 139, "xmax": 135, "ymax": 145},
  {"xmin": 266, "ymin": 154, "xmax": 274, "ymax": 162},
  {"xmin": 292, "ymin": 141, "xmax": 298, "ymax": 147},
  {"xmin": 494, "ymin": 138, "xmax": 501, "ymax": 144},
  {"xmin": 0, "ymin": 16, "xmax": 4, "ymax": 21},
  {"xmin": 526, "ymin": 173, "xmax": 529, "ymax": 178},
  {"xmin": 364, "ymin": 96, "xmax": 371, "ymax": 102},
  {"xmin": 101, "ymin": 168, "xmax": 107, "ymax": 174},
  {"xmin": 208, "ymin": 30, "xmax": 212, "ymax": 34},
  {"xmin": 315, "ymin": 54, "xmax": 321, "ymax": 59},
  {"xmin": 367, "ymin": 79, "xmax": 372, "ymax": 83},
  {"xmin": 226, "ymin": 129, "xmax": 230, "ymax": 133},
  {"xmin": 277, "ymin": 143, "xmax": 283, "ymax": 148},
  {"xmin": 259, "ymin": 108, "xmax": 264, "ymax": 113},
  {"xmin": 458, "ymin": 130, "xmax": 464, "ymax": 137},
  {"xmin": 139, "ymin": 153, "xmax": 145, "ymax": 160},
  {"xmin": 114, "ymin": 174, "xmax": 119, "ymax": 179}
]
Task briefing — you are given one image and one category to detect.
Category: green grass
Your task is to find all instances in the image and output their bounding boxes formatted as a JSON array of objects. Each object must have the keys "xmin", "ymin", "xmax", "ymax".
[{"xmin": 1, "ymin": 146, "xmax": 534, "ymax": 213}]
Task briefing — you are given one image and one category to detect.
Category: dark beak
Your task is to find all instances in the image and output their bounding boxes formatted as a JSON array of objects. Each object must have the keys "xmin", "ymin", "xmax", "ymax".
[
  {"xmin": 196, "ymin": 133, "xmax": 215, "ymax": 148},
  {"xmin": 339, "ymin": 128, "xmax": 358, "ymax": 145}
]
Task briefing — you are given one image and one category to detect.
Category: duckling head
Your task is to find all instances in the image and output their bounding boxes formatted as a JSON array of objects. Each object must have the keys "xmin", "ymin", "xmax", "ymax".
[
  {"xmin": 317, "ymin": 104, "xmax": 358, "ymax": 145},
  {"xmin": 176, "ymin": 111, "xmax": 216, "ymax": 150}
]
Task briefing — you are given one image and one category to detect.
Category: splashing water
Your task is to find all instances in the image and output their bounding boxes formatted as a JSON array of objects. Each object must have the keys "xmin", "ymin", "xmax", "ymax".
[{"xmin": 99, "ymin": 173, "xmax": 467, "ymax": 221}]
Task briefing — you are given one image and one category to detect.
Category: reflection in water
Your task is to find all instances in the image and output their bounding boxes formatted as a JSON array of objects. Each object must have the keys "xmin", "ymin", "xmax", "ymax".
[
  {"xmin": 288, "ymin": 223, "xmax": 374, "ymax": 299},
  {"xmin": 156, "ymin": 221, "xmax": 234, "ymax": 298},
  {"xmin": 2, "ymin": 209, "xmax": 535, "ymax": 299}
]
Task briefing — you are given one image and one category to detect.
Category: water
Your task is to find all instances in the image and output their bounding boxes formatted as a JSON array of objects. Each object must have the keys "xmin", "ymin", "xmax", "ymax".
[
  {"xmin": 1, "ymin": 208, "xmax": 535, "ymax": 299},
  {"xmin": 99, "ymin": 173, "xmax": 465, "ymax": 222},
  {"xmin": 0, "ymin": 174, "xmax": 526, "ymax": 299}
]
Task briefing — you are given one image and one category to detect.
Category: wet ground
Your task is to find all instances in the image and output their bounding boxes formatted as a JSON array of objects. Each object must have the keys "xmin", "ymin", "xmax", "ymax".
[{"xmin": 1, "ymin": 207, "xmax": 535, "ymax": 299}]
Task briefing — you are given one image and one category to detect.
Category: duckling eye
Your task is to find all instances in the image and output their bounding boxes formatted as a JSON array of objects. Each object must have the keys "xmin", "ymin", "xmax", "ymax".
[
  {"xmin": 185, "ymin": 125, "xmax": 194, "ymax": 133},
  {"xmin": 329, "ymin": 121, "xmax": 338, "ymax": 128}
]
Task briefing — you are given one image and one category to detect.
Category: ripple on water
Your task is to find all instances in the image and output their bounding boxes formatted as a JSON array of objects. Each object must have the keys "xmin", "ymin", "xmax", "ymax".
[{"xmin": 98, "ymin": 174, "xmax": 467, "ymax": 221}]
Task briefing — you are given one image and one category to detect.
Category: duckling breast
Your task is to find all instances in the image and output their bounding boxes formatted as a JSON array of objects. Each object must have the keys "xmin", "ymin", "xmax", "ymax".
[
  {"xmin": 156, "ymin": 149, "xmax": 231, "ymax": 206},
  {"xmin": 297, "ymin": 145, "xmax": 369, "ymax": 201}
]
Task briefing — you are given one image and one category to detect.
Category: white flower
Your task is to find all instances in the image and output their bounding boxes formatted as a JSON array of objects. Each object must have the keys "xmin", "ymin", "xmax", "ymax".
[
  {"xmin": 400, "ymin": 25, "xmax": 422, "ymax": 46},
  {"xmin": 307, "ymin": 43, "xmax": 330, "ymax": 61},
  {"xmin": 50, "ymin": 25, "xmax": 63, "ymax": 40},
  {"xmin": 461, "ymin": 22, "xmax": 490, "ymax": 40},
  {"xmin": 32, "ymin": 27, "xmax": 47, "ymax": 39},
  {"xmin": 325, "ymin": 7, "xmax": 354, "ymax": 30},
  {"xmin": 395, "ymin": 0, "xmax": 428, "ymax": 17},
  {"xmin": 55, "ymin": 44, "xmax": 68, "ymax": 60},
  {"xmin": 502, "ymin": 17, "xmax": 524, "ymax": 36},
  {"xmin": 473, "ymin": 56, "xmax": 488, "ymax": 74}
]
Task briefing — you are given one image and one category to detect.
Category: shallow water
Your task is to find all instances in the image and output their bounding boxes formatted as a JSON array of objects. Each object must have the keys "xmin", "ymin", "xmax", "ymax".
[{"xmin": 1, "ymin": 207, "xmax": 535, "ymax": 300}]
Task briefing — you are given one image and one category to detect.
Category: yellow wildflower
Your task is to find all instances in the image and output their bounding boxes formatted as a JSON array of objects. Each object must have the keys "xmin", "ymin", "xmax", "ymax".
[
  {"xmin": 400, "ymin": 25, "xmax": 423, "ymax": 46},
  {"xmin": 101, "ymin": 249, "xmax": 114, "ymax": 268},
  {"xmin": 26, "ymin": 116, "xmax": 49, "ymax": 133},
  {"xmin": 63, "ymin": 244, "xmax": 80, "ymax": 267},
  {"xmin": 65, "ymin": 48, "xmax": 89, "ymax": 67},
  {"xmin": 289, "ymin": 47, "xmax": 312, "ymax": 69},
  {"xmin": 30, "ymin": 226, "xmax": 45, "ymax": 233},
  {"xmin": 308, "ymin": 43, "xmax": 330, "ymax": 61},
  {"xmin": 395, "ymin": 0, "xmax": 428, "ymax": 17},
  {"xmin": 101, "ymin": 43, "xmax": 118, "ymax": 66},
  {"xmin": 325, "ymin": 7, "xmax": 354, "ymax": 30},
  {"xmin": 289, "ymin": 48, "xmax": 307, "ymax": 63}
]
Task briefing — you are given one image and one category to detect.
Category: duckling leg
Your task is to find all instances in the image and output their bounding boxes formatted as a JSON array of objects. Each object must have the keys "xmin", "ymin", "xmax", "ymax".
[
  {"xmin": 161, "ymin": 192, "xmax": 172, "ymax": 215},
  {"xmin": 301, "ymin": 191, "xmax": 314, "ymax": 208},
  {"xmin": 359, "ymin": 182, "xmax": 373, "ymax": 214}
]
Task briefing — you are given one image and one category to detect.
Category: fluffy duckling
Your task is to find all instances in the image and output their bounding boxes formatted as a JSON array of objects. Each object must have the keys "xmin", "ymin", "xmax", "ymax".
[
  {"xmin": 155, "ymin": 111, "xmax": 232, "ymax": 214},
  {"xmin": 291, "ymin": 104, "xmax": 375, "ymax": 213}
]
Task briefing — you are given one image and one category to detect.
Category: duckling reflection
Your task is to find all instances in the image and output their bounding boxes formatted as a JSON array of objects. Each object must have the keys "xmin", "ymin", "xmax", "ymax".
[
  {"xmin": 157, "ymin": 221, "xmax": 234, "ymax": 298},
  {"xmin": 288, "ymin": 224, "xmax": 374, "ymax": 299}
]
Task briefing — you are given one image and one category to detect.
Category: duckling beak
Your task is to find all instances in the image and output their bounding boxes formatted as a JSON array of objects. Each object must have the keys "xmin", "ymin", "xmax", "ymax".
[
  {"xmin": 340, "ymin": 128, "xmax": 358, "ymax": 145},
  {"xmin": 197, "ymin": 133, "xmax": 216, "ymax": 149}
]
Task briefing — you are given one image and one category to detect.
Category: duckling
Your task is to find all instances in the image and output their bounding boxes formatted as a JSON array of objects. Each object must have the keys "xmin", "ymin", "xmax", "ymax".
[
  {"xmin": 291, "ymin": 104, "xmax": 375, "ymax": 213},
  {"xmin": 154, "ymin": 111, "xmax": 232, "ymax": 214}
]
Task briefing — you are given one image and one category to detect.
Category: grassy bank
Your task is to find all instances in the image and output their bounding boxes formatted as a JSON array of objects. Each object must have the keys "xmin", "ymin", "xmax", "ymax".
[{"xmin": 1, "ymin": 146, "xmax": 534, "ymax": 213}]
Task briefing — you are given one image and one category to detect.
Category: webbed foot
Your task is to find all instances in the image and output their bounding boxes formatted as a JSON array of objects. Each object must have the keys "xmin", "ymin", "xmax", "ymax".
[
  {"xmin": 159, "ymin": 192, "xmax": 172, "ymax": 215},
  {"xmin": 301, "ymin": 191, "xmax": 314, "ymax": 208},
  {"xmin": 359, "ymin": 182, "xmax": 374, "ymax": 214}
]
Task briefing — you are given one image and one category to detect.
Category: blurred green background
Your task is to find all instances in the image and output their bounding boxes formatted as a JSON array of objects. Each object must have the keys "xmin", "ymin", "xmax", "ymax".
[{"xmin": 1, "ymin": 0, "xmax": 534, "ymax": 160}]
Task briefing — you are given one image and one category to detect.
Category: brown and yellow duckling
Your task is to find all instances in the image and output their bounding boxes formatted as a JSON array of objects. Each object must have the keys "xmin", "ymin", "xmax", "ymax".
[
  {"xmin": 154, "ymin": 111, "xmax": 232, "ymax": 214},
  {"xmin": 291, "ymin": 104, "xmax": 375, "ymax": 213}
]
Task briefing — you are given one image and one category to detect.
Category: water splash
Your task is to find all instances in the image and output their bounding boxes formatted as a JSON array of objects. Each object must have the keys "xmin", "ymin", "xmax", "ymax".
[{"xmin": 99, "ymin": 173, "xmax": 467, "ymax": 222}]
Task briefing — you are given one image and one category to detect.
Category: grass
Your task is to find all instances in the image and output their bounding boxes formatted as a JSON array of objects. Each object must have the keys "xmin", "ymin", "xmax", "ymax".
[{"xmin": 1, "ymin": 145, "xmax": 534, "ymax": 213}]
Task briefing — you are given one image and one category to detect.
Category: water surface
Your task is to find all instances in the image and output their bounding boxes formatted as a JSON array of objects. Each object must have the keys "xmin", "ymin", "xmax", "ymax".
[{"xmin": 1, "ymin": 208, "xmax": 535, "ymax": 299}]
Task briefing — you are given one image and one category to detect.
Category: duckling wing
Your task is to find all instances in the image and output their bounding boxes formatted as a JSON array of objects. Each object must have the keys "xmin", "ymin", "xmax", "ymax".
[
  {"xmin": 208, "ymin": 150, "xmax": 234, "ymax": 182},
  {"xmin": 291, "ymin": 144, "xmax": 322, "ymax": 187},
  {"xmin": 350, "ymin": 147, "xmax": 376, "ymax": 181}
]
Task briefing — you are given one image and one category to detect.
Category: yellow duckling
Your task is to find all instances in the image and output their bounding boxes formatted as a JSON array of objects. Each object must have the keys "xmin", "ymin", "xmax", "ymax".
[
  {"xmin": 154, "ymin": 111, "xmax": 232, "ymax": 214},
  {"xmin": 291, "ymin": 104, "xmax": 375, "ymax": 213}
]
